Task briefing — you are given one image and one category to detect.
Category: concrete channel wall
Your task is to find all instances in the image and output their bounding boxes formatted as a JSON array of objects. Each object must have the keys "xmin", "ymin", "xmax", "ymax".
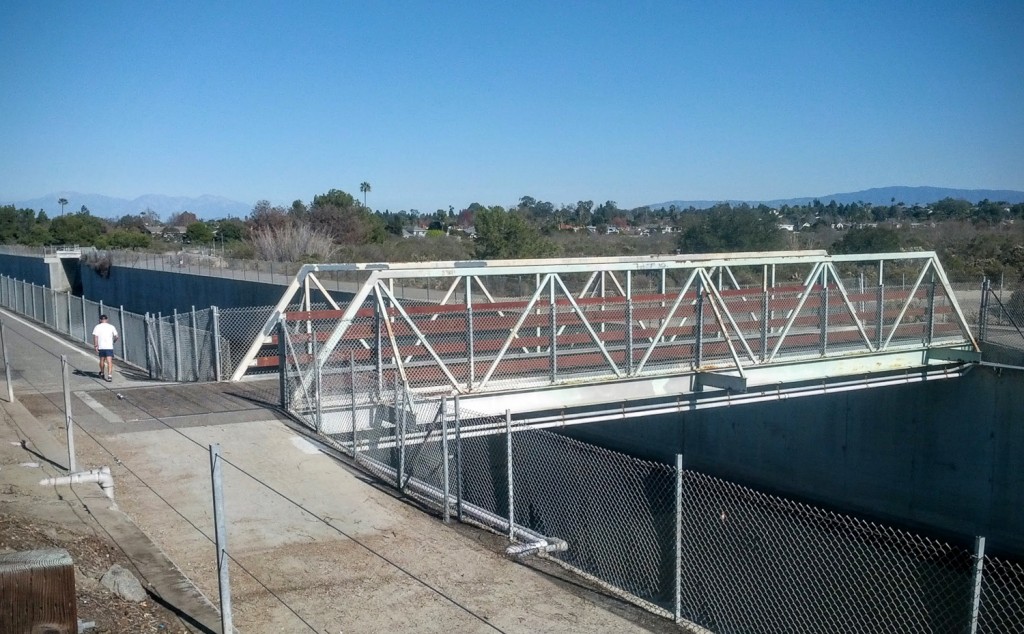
[
  {"xmin": 565, "ymin": 353, "xmax": 1024, "ymax": 557},
  {"xmin": 0, "ymin": 252, "xmax": 288, "ymax": 314}
]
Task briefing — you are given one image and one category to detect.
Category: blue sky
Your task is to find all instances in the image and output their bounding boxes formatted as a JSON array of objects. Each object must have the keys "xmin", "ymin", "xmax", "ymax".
[{"xmin": 2, "ymin": 1, "xmax": 1022, "ymax": 214}]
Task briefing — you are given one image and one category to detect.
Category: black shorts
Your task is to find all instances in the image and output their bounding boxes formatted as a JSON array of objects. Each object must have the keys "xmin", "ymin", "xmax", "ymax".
[{"xmin": 98, "ymin": 349, "xmax": 114, "ymax": 358}]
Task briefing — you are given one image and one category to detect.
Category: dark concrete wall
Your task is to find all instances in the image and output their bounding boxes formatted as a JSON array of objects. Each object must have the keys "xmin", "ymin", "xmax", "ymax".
[
  {"xmin": 0, "ymin": 253, "xmax": 51, "ymax": 286},
  {"xmin": 79, "ymin": 264, "xmax": 287, "ymax": 315},
  {"xmin": 564, "ymin": 363, "xmax": 1024, "ymax": 556}
]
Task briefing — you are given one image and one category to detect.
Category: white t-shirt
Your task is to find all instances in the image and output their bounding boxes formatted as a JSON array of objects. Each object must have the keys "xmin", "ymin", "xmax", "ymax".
[{"xmin": 92, "ymin": 322, "xmax": 118, "ymax": 350}]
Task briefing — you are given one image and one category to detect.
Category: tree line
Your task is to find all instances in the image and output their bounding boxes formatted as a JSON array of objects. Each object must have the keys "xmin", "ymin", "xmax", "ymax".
[{"xmin": 2, "ymin": 191, "xmax": 1024, "ymax": 283}]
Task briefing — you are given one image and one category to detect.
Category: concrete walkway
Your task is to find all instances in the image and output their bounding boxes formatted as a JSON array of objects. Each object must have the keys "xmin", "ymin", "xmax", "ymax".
[{"xmin": 0, "ymin": 310, "xmax": 682, "ymax": 634}]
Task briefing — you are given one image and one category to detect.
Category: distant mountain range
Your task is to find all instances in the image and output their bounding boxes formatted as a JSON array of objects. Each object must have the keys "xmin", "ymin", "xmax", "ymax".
[
  {"xmin": 1, "ymin": 192, "xmax": 253, "ymax": 219},
  {"xmin": 647, "ymin": 186, "xmax": 1024, "ymax": 210}
]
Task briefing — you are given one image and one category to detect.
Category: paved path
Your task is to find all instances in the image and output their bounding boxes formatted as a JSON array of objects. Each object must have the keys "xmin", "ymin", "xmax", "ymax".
[{"xmin": 0, "ymin": 309, "xmax": 682, "ymax": 634}]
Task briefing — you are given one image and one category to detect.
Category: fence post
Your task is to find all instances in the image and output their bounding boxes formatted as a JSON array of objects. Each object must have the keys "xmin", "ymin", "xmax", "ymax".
[
  {"xmin": 968, "ymin": 536, "xmax": 986, "ymax": 634},
  {"xmin": 118, "ymin": 305, "xmax": 126, "ymax": 361},
  {"xmin": 66, "ymin": 290, "xmax": 73, "ymax": 338},
  {"xmin": 506, "ymin": 409, "xmax": 514, "ymax": 540},
  {"xmin": 277, "ymin": 318, "xmax": 287, "ymax": 410},
  {"xmin": 189, "ymin": 306, "xmax": 200, "ymax": 381},
  {"xmin": 466, "ymin": 277, "xmax": 475, "ymax": 391},
  {"xmin": 312, "ymin": 331, "xmax": 322, "ymax": 433},
  {"xmin": 979, "ymin": 278, "xmax": 990, "ymax": 342},
  {"xmin": 157, "ymin": 312, "xmax": 164, "ymax": 373},
  {"xmin": 80, "ymin": 296, "xmax": 87, "ymax": 343},
  {"xmin": 695, "ymin": 277, "xmax": 705, "ymax": 367},
  {"xmin": 926, "ymin": 271, "xmax": 936, "ymax": 345},
  {"xmin": 455, "ymin": 394, "xmax": 463, "ymax": 523},
  {"xmin": 61, "ymin": 356, "xmax": 76, "ymax": 472},
  {"xmin": 349, "ymin": 351, "xmax": 356, "ymax": 454},
  {"xmin": 549, "ymin": 278, "xmax": 557, "ymax": 383},
  {"xmin": 396, "ymin": 370, "xmax": 405, "ymax": 491},
  {"xmin": 172, "ymin": 309, "xmax": 182, "ymax": 382},
  {"xmin": 209, "ymin": 444, "xmax": 234, "ymax": 634},
  {"xmin": 675, "ymin": 453, "xmax": 683, "ymax": 623},
  {"xmin": 1, "ymin": 320, "xmax": 13, "ymax": 403},
  {"xmin": 626, "ymin": 271, "xmax": 635, "ymax": 375},
  {"xmin": 144, "ymin": 313, "xmax": 154, "ymax": 379},
  {"xmin": 819, "ymin": 265, "xmax": 829, "ymax": 356},
  {"xmin": 211, "ymin": 306, "xmax": 223, "ymax": 382},
  {"xmin": 441, "ymin": 397, "xmax": 450, "ymax": 524},
  {"xmin": 876, "ymin": 267, "xmax": 886, "ymax": 350}
]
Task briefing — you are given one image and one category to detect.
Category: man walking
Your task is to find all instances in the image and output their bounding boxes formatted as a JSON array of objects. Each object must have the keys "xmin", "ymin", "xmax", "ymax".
[{"xmin": 92, "ymin": 314, "xmax": 119, "ymax": 381}]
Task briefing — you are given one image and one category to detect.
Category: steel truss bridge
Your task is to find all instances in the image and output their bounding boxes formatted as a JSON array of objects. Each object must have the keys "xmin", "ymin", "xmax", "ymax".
[{"xmin": 234, "ymin": 250, "xmax": 979, "ymax": 431}]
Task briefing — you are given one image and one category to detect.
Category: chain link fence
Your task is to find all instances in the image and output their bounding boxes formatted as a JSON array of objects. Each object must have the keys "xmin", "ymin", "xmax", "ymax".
[
  {"xmin": 274, "ymin": 315, "xmax": 1024, "ymax": 633},
  {"xmin": 0, "ymin": 273, "xmax": 232, "ymax": 381},
  {"xmin": 977, "ymin": 277, "xmax": 1024, "ymax": 353}
]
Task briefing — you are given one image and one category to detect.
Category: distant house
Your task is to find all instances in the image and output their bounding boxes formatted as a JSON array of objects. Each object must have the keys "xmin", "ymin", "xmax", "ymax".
[
  {"xmin": 402, "ymin": 227, "xmax": 429, "ymax": 239},
  {"xmin": 778, "ymin": 224, "xmax": 795, "ymax": 232},
  {"xmin": 161, "ymin": 226, "xmax": 188, "ymax": 242}
]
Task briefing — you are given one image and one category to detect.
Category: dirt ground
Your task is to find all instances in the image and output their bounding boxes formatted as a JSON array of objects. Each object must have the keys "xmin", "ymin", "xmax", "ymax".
[{"xmin": 0, "ymin": 510, "xmax": 189, "ymax": 633}]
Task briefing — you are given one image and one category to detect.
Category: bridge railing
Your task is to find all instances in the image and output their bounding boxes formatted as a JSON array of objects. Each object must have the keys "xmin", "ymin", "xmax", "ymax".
[{"xmin": 242, "ymin": 251, "xmax": 978, "ymax": 404}]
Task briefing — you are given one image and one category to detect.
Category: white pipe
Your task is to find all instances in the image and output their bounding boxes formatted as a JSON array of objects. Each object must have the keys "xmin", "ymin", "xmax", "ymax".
[
  {"xmin": 505, "ymin": 538, "xmax": 569, "ymax": 558},
  {"xmin": 40, "ymin": 466, "xmax": 114, "ymax": 501}
]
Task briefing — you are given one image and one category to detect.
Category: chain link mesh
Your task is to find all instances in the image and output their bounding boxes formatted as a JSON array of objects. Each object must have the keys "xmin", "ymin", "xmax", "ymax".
[
  {"xmin": 680, "ymin": 470, "xmax": 974, "ymax": 633},
  {"xmin": 0, "ymin": 273, "xmax": 230, "ymax": 381},
  {"xmin": 979, "ymin": 556, "xmax": 1024, "ymax": 633},
  {"xmin": 270, "ymin": 271, "xmax": 1024, "ymax": 632}
]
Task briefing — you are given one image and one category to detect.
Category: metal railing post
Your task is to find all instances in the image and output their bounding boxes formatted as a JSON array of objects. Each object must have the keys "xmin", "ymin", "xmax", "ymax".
[
  {"xmin": 80, "ymin": 296, "xmax": 87, "ymax": 343},
  {"xmin": 277, "ymin": 318, "xmax": 288, "ymax": 410},
  {"xmin": 506, "ymin": 409, "xmax": 514, "ymax": 540},
  {"xmin": 397, "ymin": 372, "xmax": 406, "ymax": 491},
  {"xmin": 172, "ymin": 309, "xmax": 182, "ymax": 382},
  {"xmin": 695, "ymin": 276, "xmax": 704, "ymax": 367},
  {"xmin": 876, "ymin": 283, "xmax": 885, "ymax": 350},
  {"xmin": 118, "ymin": 305, "xmax": 126, "ymax": 361},
  {"xmin": 209, "ymin": 444, "xmax": 234, "ymax": 634},
  {"xmin": 626, "ymin": 271, "xmax": 635, "ymax": 375},
  {"xmin": 926, "ymin": 271, "xmax": 936, "ymax": 345},
  {"xmin": 466, "ymin": 277, "xmax": 475, "ymax": 391},
  {"xmin": 455, "ymin": 394, "xmax": 463, "ymax": 523},
  {"xmin": 190, "ymin": 306, "xmax": 200, "ymax": 381},
  {"xmin": 144, "ymin": 313, "xmax": 154, "ymax": 379},
  {"xmin": 313, "ymin": 330, "xmax": 323, "ymax": 432},
  {"xmin": 441, "ymin": 397, "xmax": 450, "ymax": 524},
  {"xmin": 375, "ymin": 297, "xmax": 383, "ymax": 395},
  {"xmin": 978, "ymin": 278, "xmax": 990, "ymax": 342},
  {"xmin": 156, "ymin": 312, "xmax": 165, "ymax": 373},
  {"xmin": 968, "ymin": 535, "xmax": 986, "ymax": 634},
  {"xmin": 349, "ymin": 351, "xmax": 357, "ymax": 454},
  {"xmin": 819, "ymin": 265, "xmax": 829, "ymax": 356},
  {"xmin": 760, "ymin": 265, "xmax": 770, "ymax": 362},
  {"xmin": 549, "ymin": 279, "xmax": 557, "ymax": 383},
  {"xmin": 675, "ymin": 453, "xmax": 683, "ymax": 623},
  {"xmin": 211, "ymin": 306, "xmax": 223, "ymax": 382},
  {"xmin": 61, "ymin": 356, "xmax": 76, "ymax": 472},
  {"xmin": 1, "ymin": 320, "xmax": 13, "ymax": 403}
]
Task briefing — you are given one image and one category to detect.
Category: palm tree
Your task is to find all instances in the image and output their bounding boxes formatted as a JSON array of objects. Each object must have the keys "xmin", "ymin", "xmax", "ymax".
[
  {"xmin": 359, "ymin": 182, "xmax": 371, "ymax": 207},
  {"xmin": 57, "ymin": 197, "xmax": 68, "ymax": 216}
]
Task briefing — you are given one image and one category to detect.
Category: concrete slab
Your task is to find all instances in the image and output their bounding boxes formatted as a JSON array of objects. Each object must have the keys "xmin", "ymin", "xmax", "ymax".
[{"xmin": 77, "ymin": 417, "xmax": 672, "ymax": 633}]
